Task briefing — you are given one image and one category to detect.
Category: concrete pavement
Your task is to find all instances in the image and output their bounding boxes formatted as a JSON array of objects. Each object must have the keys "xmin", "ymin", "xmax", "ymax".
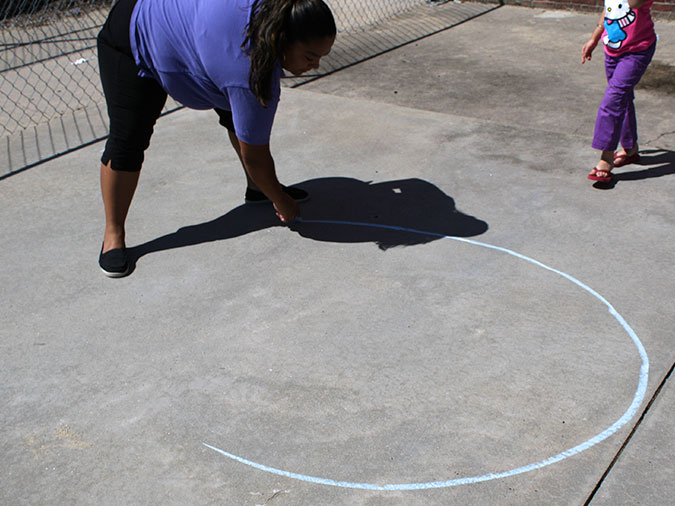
[{"xmin": 1, "ymin": 4, "xmax": 674, "ymax": 505}]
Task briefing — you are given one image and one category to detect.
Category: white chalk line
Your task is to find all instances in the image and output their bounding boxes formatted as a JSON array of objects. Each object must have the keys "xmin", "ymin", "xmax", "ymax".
[{"xmin": 204, "ymin": 218, "xmax": 649, "ymax": 490}]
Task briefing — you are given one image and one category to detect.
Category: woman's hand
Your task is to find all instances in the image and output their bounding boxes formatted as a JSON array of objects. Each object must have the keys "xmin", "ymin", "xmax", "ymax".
[
  {"xmin": 237, "ymin": 139, "xmax": 299, "ymax": 222},
  {"xmin": 273, "ymin": 192, "xmax": 300, "ymax": 223}
]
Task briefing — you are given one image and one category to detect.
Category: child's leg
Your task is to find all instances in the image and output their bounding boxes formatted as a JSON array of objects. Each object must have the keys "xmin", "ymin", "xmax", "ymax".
[
  {"xmin": 592, "ymin": 44, "xmax": 656, "ymax": 154},
  {"xmin": 619, "ymin": 91, "xmax": 637, "ymax": 153},
  {"xmin": 588, "ymin": 55, "xmax": 620, "ymax": 179},
  {"xmin": 590, "ymin": 44, "xmax": 656, "ymax": 179}
]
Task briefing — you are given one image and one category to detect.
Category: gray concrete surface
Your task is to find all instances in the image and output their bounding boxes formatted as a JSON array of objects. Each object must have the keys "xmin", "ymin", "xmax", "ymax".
[
  {"xmin": 590, "ymin": 368, "xmax": 675, "ymax": 506},
  {"xmin": 1, "ymin": 4, "xmax": 674, "ymax": 506}
]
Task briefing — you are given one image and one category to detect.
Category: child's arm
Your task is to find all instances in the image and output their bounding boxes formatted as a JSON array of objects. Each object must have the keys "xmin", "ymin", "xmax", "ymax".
[
  {"xmin": 629, "ymin": 0, "xmax": 649, "ymax": 8},
  {"xmin": 581, "ymin": 11, "xmax": 605, "ymax": 64}
]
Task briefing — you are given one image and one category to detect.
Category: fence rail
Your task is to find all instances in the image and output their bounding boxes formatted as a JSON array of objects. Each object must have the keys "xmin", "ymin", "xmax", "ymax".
[{"xmin": 1, "ymin": 0, "xmax": 499, "ymax": 176}]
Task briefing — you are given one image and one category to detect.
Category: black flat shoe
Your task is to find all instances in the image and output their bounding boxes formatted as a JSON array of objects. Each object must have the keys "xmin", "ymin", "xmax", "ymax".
[
  {"xmin": 245, "ymin": 185, "xmax": 310, "ymax": 205},
  {"xmin": 99, "ymin": 244, "xmax": 130, "ymax": 278}
]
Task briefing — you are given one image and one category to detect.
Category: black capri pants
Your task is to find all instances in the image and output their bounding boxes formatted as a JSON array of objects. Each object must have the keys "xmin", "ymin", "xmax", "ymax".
[{"xmin": 98, "ymin": 0, "xmax": 235, "ymax": 172}]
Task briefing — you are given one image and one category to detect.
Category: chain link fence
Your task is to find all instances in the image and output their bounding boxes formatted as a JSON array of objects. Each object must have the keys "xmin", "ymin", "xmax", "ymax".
[{"xmin": 1, "ymin": 0, "xmax": 499, "ymax": 176}]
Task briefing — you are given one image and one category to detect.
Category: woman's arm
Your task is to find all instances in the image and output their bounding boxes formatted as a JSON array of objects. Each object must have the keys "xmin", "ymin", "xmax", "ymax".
[
  {"xmin": 581, "ymin": 11, "xmax": 606, "ymax": 64},
  {"xmin": 238, "ymin": 141, "xmax": 300, "ymax": 223}
]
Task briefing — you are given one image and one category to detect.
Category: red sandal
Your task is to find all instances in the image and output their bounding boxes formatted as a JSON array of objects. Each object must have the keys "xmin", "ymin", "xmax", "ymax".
[
  {"xmin": 614, "ymin": 152, "xmax": 640, "ymax": 167},
  {"xmin": 588, "ymin": 166, "xmax": 613, "ymax": 183}
]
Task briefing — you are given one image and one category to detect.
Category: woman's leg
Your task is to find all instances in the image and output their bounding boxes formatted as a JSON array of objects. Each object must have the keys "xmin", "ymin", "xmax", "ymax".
[
  {"xmin": 227, "ymin": 128, "xmax": 259, "ymax": 191},
  {"xmin": 214, "ymin": 108, "xmax": 259, "ymax": 190},
  {"xmin": 100, "ymin": 161, "xmax": 140, "ymax": 253},
  {"xmin": 98, "ymin": 40, "xmax": 166, "ymax": 254},
  {"xmin": 97, "ymin": 2, "xmax": 166, "ymax": 273},
  {"xmin": 223, "ymin": 126, "xmax": 309, "ymax": 204},
  {"xmin": 214, "ymin": 106, "xmax": 309, "ymax": 206}
]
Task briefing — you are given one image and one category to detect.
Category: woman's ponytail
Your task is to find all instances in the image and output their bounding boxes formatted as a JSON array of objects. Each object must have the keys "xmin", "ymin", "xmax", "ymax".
[{"xmin": 244, "ymin": 0, "xmax": 336, "ymax": 107}]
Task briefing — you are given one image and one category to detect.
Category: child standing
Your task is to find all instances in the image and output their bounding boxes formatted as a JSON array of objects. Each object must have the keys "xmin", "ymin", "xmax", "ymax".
[{"xmin": 582, "ymin": 0, "xmax": 657, "ymax": 182}]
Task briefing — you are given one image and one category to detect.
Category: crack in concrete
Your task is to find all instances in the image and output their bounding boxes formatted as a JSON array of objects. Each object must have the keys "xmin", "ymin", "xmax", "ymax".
[{"xmin": 644, "ymin": 129, "xmax": 675, "ymax": 146}]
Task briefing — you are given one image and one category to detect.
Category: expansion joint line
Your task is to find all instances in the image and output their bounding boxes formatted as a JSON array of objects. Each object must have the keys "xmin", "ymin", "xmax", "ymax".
[{"xmin": 583, "ymin": 359, "xmax": 675, "ymax": 505}]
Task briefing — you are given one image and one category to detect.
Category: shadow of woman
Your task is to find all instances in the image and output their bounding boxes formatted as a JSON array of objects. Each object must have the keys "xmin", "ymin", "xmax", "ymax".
[
  {"xmin": 127, "ymin": 177, "xmax": 488, "ymax": 271},
  {"xmin": 289, "ymin": 177, "xmax": 488, "ymax": 249},
  {"xmin": 593, "ymin": 148, "xmax": 674, "ymax": 189}
]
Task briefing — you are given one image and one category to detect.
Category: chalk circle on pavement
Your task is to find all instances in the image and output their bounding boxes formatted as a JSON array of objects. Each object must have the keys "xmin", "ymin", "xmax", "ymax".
[{"xmin": 204, "ymin": 218, "xmax": 649, "ymax": 491}]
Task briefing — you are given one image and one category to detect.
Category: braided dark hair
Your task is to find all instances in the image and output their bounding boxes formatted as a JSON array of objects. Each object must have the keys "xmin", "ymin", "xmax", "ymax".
[{"xmin": 243, "ymin": 0, "xmax": 336, "ymax": 107}]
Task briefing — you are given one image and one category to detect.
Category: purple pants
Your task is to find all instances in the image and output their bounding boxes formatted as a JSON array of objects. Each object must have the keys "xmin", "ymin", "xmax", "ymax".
[{"xmin": 592, "ymin": 42, "xmax": 656, "ymax": 152}]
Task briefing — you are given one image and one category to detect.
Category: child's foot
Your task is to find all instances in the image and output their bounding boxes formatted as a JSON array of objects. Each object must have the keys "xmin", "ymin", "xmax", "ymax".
[
  {"xmin": 588, "ymin": 160, "xmax": 614, "ymax": 182},
  {"xmin": 614, "ymin": 147, "xmax": 640, "ymax": 167}
]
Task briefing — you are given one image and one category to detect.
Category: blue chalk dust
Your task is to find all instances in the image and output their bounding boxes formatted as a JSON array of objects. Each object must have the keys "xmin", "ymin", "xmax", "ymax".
[{"xmin": 204, "ymin": 219, "xmax": 649, "ymax": 490}]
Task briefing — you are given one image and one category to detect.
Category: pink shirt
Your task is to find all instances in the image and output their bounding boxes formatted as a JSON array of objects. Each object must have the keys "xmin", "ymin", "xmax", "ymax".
[{"xmin": 603, "ymin": 0, "xmax": 656, "ymax": 56}]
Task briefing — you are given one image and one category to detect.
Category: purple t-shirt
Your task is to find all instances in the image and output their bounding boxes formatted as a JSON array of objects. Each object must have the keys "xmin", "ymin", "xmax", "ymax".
[{"xmin": 130, "ymin": 0, "xmax": 281, "ymax": 145}]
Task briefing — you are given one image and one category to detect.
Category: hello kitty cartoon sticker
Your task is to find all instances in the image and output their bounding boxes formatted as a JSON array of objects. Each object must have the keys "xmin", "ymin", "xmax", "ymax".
[{"xmin": 603, "ymin": 0, "xmax": 636, "ymax": 49}]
